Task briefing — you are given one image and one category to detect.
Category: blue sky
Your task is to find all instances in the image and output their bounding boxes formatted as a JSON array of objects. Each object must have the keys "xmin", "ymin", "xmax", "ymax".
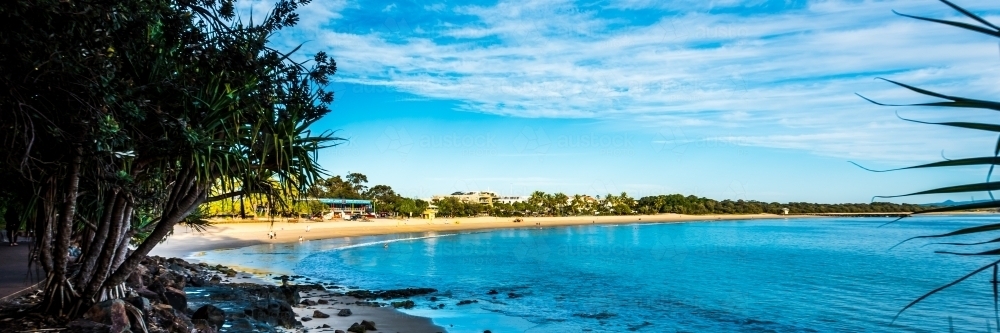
[{"xmin": 246, "ymin": 0, "xmax": 1000, "ymax": 204}]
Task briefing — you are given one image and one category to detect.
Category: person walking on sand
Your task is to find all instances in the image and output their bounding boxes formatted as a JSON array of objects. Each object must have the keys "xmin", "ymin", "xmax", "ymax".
[
  {"xmin": 305, "ymin": 225, "xmax": 310, "ymax": 232},
  {"xmin": 5, "ymin": 208, "xmax": 19, "ymax": 246}
]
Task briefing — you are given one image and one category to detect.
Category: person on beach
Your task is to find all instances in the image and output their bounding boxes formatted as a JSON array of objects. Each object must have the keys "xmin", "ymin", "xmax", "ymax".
[
  {"xmin": 305, "ymin": 225, "xmax": 310, "ymax": 232},
  {"xmin": 5, "ymin": 208, "xmax": 19, "ymax": 246}
]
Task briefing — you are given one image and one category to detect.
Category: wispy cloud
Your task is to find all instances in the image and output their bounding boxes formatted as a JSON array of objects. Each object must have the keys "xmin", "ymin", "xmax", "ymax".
[{"xmin": 274, "ymin": 0, "xmax": 1000, "ymax": 162}]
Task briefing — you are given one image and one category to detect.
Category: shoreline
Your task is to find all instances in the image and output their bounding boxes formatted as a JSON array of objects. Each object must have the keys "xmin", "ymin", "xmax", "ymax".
[
  {"xmin": 150, "ymin": 212, "xmax": 937, "ymax": 332},
  {"xmin": 150, "ymin": 213, "xmax": 808, "ymax": 332},
  {"xmin": 150, "ymin": 213, "xmax": 809, "ymax": 259}
]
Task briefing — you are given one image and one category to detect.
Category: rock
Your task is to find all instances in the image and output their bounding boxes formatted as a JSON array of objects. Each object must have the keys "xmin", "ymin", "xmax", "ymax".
[
  {"xmin": 162, "ymin": 286, "xmax": 188, "ymax": 312},
  {"xmin": 345, "ymin": 288, "xmax": 437, "ymax": 300},
  {"xmin": 125, "ymin": 296, "xmax": 150, "ymax": 314},
  {"xmin": 487, "ymin": 289, "xmax": 498, "ymax": 295},
  {"xmin": 507, "ymin": 292, "xmax": 521, "ymax": 299},
  {"xmin": 348, "ymin": 322, "xmax": 366, "ymax": 333},
  {"xmin": 229, "ymin": 318, "xmax": 254, "ymax": 331},
  {"xmin": 84, "ymin": 299, "xmax": 132, "ymax": 333},
  {"xmin": 337, "ymin": 309, "xmax": 352, "ymax": 317},
  {"xmin": 429, "ymin": 296, "xmax": 438, "ymax": 301},
  {"xmin": 360, "ymin": 320, "xmax": 377, "ymax": 330},
  {"xmin": 279, "ymin": 285, "xmax": 301, "ymax": 305},
  {"xmin": 318, "ymin": 299, "xmax": 329, "ymax": 304},
  {"xmin": 209, "ymin": 275, "xmax": 222, "ymax": 284},
  {"xmin": 335, "ymin": 330, "xmax": 346, "ymax": 333},
  {"xmin": 108, "ymin": 300, "xmax": 130, "ymax": 333},
  {"xmin": 572, "ymin": 311, "xmax": 617, "ymax": 320},
  {"xmin": 302, "ymin": 317, "xmax": 312, "ymax": 322},
  {"xmin": 66, "ymin": 319, "xmax": 110, "ymax": 333},
  {"xmin": 192, "ymin": 319, "xmax": 218, "ymax": 333},
  {"xmin": 192, "ymin": 304, "xmax": 226, "ymax": 330},
  {"xmin": 391, "ymin": 300, "xmax": 415, "ymax": 309},
  {"xmin": 136, "ymin": 288, "xmax": 159, "ymax": 302},
  {"xmin": 457, "ymin": 300, "xmax": 478, "ymax": 306},
  {"xmin": 301, "ymin": 299, "xmax": 318, "ymax": 306},
  {"xmin": 485, "ymin": 331, "xmax": 493, "ymax": 333},
  {"xmin": 313, "ymin": 310, "xmax": 330, "ymax": 318}
]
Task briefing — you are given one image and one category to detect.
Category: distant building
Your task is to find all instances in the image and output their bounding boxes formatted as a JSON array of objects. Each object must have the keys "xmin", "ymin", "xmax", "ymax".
[
  {"xmin": 432, "ymin": 191, "xmax": 499, "ymax": 206},
  {"xmin": 299, "ymin": 198, "xmax": 373, "ymax": 218},
  {"xmin": 781, "ymin": 208, "xmax": 789, "ymax": 215},
  {"xmin": 422, "ymin": 204, "xmax": 438, "ymax": 219},
  {"xmin": 498, "ymin": 196, "xmax": 526, "ymax": 204}
]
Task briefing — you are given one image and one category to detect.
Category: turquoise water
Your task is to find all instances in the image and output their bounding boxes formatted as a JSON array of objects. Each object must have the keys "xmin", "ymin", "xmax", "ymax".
[{"xmin": 197, "ymin": 216, "xmax": 1000, "ymax": 332}]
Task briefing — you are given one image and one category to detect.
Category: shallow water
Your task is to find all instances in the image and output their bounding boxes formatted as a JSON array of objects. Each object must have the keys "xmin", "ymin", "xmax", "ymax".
[{"xmin": 195, "ymin": 216, "xmax": 1000, "ymax": 332}]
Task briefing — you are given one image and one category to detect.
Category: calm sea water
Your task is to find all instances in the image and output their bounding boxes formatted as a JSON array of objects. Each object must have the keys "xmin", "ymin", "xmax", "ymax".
[{"xmin": 195, "ymin": 216, "xmax": 1000, "ymax": 332}]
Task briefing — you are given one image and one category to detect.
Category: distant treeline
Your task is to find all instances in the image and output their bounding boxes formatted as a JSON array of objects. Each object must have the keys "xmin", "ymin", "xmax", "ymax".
[{"xmin": 199, "ymin": 173, "xmax": 939, "ymax": 218}]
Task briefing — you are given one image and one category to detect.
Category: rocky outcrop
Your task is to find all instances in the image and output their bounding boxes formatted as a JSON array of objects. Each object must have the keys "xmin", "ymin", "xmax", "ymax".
[
  {"xmin": 345, "ymin": 288, "xmax": 437, "ymax": 300},
  {"xmin": 192, "ymin": 305, "xmax": 225, "ymax": 331}
]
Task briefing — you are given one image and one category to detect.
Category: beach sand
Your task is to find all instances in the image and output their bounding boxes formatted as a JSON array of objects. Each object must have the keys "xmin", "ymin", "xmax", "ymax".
[
  {"xmin": 151, "ymin": 213, "xmax": 804, "ymax": 258},
  {"xmin": 150, "ymin": 213, "xmax": 805, "ymax": 332}
]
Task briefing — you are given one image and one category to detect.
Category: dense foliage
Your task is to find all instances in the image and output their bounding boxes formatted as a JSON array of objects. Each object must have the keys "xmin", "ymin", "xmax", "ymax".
[
  {"xmin": 0, "ymin": 0, "xmax": 336, "ymax": 317},
  {"xmin": 269, "ymin": 174, "xmax": 933, "ymax": 219}
]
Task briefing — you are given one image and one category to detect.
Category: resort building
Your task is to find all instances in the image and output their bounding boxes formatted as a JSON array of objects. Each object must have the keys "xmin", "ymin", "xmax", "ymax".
[
  {"xmin": 498, "ymin": 196, "xmax": 526, "ymax": 204},
  {"xmin": 421, "ymin": 204, "xmax": 438, "ymax": 219},
  {"xmin": 298, "ymin": 198, "xmax": 373, "ymax": 218},
  {"xmin": 432, "ymin": 191, "xmax": 499, "ymax": 206}
]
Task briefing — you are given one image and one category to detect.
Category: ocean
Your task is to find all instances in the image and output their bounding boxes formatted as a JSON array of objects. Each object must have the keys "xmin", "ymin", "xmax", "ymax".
[{"xmin": 195, "ymin": 215, "xmax": 1000, "ymax": 332}]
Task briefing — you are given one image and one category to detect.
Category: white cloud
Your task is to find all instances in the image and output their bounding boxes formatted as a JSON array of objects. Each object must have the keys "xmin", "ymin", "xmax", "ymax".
[
  {"xmin": 279, "ymin": 0, "xmax": 1000, "ymax": 162},
  {"xmin": 382, "ymin": 3, "xmax": 397, "ymax": 13}
]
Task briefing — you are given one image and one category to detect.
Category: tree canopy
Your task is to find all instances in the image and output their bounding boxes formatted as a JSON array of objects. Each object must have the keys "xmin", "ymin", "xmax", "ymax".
[{"xmin": 0, "ymin": 0, "xmax": 337, "ymax": 317}]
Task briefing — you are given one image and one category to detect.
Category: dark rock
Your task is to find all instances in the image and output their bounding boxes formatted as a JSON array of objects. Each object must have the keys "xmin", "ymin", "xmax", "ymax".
[
  {"xmin": 335, "ymin": 330, "xmax": 346, "ymax": 333},
  {"xmin": 108, "ymin": 300, "xmax": 130, "ymax": 333},
  {"xmin": 390, "ymin": 300, "xmax": 415, "ymax": 309},
  {"xmin": 485, "ymin": 331, "xmax": 493, "ymax": 333},
  {"xmin": 162, "ymin": 286, "xmax": 188, "ymax": 312},
  {"xmin": 301, "ymin": 299, "xmax": 318, "ymax": 306},
  {"xmin": 572, "ymin": 311, "xmax": 617, "ymax": 320},
  {"xmin": 360, "ymin": 320, "xmax": 377, "ymax": 330},
  {"xmin": 337, "ymin": 309, "xmax": 352, "ymax": 317},
  {"xmin": 487, "ymin": 289, "xmax": 499, "ymax": 295},
  {"xmin": 429, "ymin": 296, "xmax": 438, "ymax": 302},
  {"xmin": 302, "ymin": 317, "xmax": 312, "ymax": 322},
  {"xmin": 507, "ymin": 292, "xmax": 521, "ymax": 299},
  {"xmin": 437, "ymin": 304, "xmax": 445, "ymax": 309},
  {"xmin": 192, "ymin": 304, "xmax": 226, "ymax": 330},
  {"xmin": 66, "ymin": 319, "xmax": 110, "ymax": 333},
  {"xmin": 346, "ymin": 288, "xmax": 437, "ymax": 300},
  {"xmin": 125, "ymin": 296, "xmax": 150, "ymax": 314},
  {"xmin": 279, "ymin": 285, "xmax": 302, "ymax": 305},
  {"xmin": 136, "ymin": 288, "xmax": 159, "ymax": 302},
  {"xmin": 318, "ymin": 299, "xmax": 329, "ymax": 304},
  {"xmin": 229, "ymin": 318, "xmax": 254, "ymax": 331},
  {"xmin": 192, "ymin": 319, "xmax": 218, "ymax": 333},
  {"xmin": 348, "ymin": 322, "xmax": 366, "ymax": 333},
  {"xmin": 313, "ymin": 310, "xmax": 330, "ymax": 319}
]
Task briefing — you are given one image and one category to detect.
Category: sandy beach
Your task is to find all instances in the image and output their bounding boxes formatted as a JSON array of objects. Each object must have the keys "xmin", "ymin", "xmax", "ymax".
[
  {"xmin": 149, "ymin": 213, "xmax": 807, "ymax": 332},
  {"xmin": 151, "ymin": 213, "xmax": 806, "ymax": 259}
]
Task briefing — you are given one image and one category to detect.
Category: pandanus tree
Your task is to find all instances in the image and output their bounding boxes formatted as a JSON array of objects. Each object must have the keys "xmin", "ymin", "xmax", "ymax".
[
  {"xmin": 0, "ymin": 0, "xmax": 338, "ymax": 317},
  {"xmin": 856, "ymin": 0, "xmax": 1000, "ymax": 324}
]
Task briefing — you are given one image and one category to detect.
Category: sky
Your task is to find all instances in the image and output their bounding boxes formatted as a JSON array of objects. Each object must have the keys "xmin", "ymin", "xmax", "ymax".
[{"xmin": 246, "ymin": 0, "xmax": 1000, "ymax": 204}]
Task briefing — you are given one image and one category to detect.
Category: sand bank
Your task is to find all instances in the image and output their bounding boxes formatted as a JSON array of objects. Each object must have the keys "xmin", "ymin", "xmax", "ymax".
[{"xmin": 150, "ymin": 213, "xmax": 805, "ymax": 259}]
